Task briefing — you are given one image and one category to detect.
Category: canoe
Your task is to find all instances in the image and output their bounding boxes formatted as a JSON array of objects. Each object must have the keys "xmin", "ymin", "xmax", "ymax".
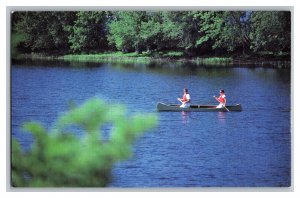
[{"xmin": 157, "ymin": 102, "xmax": 242, "ymax": 112}]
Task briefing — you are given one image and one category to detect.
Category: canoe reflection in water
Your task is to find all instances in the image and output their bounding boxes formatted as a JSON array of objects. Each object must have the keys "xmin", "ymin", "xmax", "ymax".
[
  {"xmin": 217, "ymin": 112, "xmax": 226, "ymax": 124},
  {"xmin": 181, "ymin": 111, "xmax": 190, "ymax": 124}
]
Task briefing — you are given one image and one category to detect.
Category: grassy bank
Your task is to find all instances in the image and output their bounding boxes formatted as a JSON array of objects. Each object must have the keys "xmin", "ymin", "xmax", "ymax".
[
  {"xmin": 15, "ymin": 51, "xmax": 290, "ymax": 68},
  {"xmin": 65, "ymin": 53, "xmax": 236, "ymax": 66},
  {"xmin": 61, "ymin": 52, "xmax": 153, "ymax": 64},
  {"xmin": 16, "ymin": 52, "xmax": 236, "ymax": 66}
]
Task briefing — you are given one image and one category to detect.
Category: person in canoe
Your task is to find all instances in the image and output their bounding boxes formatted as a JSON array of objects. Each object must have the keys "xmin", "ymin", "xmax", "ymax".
[
  {"xmin": 214, "ymin": 89, "xmax": 227, "ymax": 108},
  {"xmin": 177, "ymin": 88, "xmax": 191, "ymax": 108}
]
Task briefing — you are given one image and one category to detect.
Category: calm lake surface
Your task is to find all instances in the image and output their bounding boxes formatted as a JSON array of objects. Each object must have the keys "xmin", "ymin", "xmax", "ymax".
[{"xmin": 11, "ymin": 61, "xmax": 291, "ymax": 187}]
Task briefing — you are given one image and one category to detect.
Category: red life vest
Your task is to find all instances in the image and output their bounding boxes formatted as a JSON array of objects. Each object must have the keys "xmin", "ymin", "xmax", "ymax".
[
  {"xmin": 182, "ymin": 94, "xmax": 187, "ymax": 102},
  {"xmin": 218, "ymin": 95, "xmax": 226, "ymax": 103},
  {"xmin": 182, "ymin": 94, "xmax": 190, "ymax": 102}
]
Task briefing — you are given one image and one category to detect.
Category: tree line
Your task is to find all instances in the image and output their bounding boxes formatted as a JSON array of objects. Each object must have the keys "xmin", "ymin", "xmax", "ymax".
[{"xmin": 11, "ymin": 11, "xmax": 291, "ymax": 58}]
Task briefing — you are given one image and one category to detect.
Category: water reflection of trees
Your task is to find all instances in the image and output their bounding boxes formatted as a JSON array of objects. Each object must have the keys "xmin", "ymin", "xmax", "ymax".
[
  {"xmin": 12, "ymin": 59, "xmax": 104, "ymax": 68},
  {"xmin": 13, "ymin": 59, "xmax": 290, "ymax": 85},
  {"xmin": 247, "ymin": 67, "xmax": 290, "ymax": 84},
  {"xmin": 110, "ymin": 62, "xmax": 238, "ymax": 78}
]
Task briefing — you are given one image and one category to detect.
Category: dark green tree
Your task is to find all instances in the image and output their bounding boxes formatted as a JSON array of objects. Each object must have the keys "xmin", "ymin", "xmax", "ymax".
[
  {"xmin": 67, "ymin": 11, "xmax": 109, "ymax": 53},
  {"xmin": 139, "ymin": 11, "xmax": 185, "ymax": 52},
  {"xmin": 194, "ymin": 11, "xmax": 251, "ymax": 54},
  {"xmin": 12, "ymin": 11, "xmax": 76, "ymax": 54},
  {"xmin": 11, "ymin": 10, "xmax": 291, "ymax": 58},
  {"xmin": 107, "ymin": 11, "xmax": 148, "ymax": 52},
  {"xmin": 157, "ymin": 11, "xmax": 184, "ymax": 51},
  {"xmin": 11, "ymin": 12, "xmax": 27, "ymax": 58},
  {"xmin": 139, "ymin": 12, "xmax": 163, "ymax": 52},
  {"xmin": 179, "ymin": 11, "xmax": 202, "ymax": 54},
  {"xmin": 249, "ymin": 11, "xmax": 291, "ymax": 55},
  {"xmin": 107, "ymin": 11, "xmax": 186, "ymax": 53}
]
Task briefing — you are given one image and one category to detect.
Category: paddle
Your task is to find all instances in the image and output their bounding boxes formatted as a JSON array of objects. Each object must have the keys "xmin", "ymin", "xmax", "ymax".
[
  {"xmin": 224, "ymin": 106, "xmax": 230, "ymax": 112},
  {"xmin": 213, "ymin": 96, "xmax": 230, "ymax": 112}
]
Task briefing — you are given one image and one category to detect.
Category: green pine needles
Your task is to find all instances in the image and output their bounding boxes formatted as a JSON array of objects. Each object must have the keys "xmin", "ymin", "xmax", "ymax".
[{"xmin": 12, "ymin": 98, "xmax": 157, "ymax": 187}]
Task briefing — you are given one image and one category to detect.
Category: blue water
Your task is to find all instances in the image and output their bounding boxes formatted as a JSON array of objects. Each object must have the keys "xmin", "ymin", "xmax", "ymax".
[{"xmin": 11, "ymin": 61, "xmax": 291, "ymax": 187}]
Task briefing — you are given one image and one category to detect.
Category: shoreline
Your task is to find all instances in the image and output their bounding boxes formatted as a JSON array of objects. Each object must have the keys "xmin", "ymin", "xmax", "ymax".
[{"xmin": 13, "ymin": 53, "xmax": 291, "ymax": 69}]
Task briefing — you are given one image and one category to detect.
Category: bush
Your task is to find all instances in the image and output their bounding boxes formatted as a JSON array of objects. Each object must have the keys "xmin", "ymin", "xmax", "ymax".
[{"xmin": 12, "ymin": 98, "xmax": 157, "ymax": 187}]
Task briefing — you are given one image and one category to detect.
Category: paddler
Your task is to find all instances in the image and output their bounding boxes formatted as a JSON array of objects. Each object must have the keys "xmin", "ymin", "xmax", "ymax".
[
  {"xmin": 177, "ymin": 88, "xmax": 191, "ymax": 108},
  {"xmin": 214, "ymin": 89, "xmax": 227, "ymax": 108}
]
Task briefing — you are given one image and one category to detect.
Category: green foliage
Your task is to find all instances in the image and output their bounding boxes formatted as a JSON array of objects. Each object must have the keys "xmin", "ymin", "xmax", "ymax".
[
  {"xmin": 158, "ymin": 12, "xmax": 185, "ymax": 50},
  {"xmin": 192, "ymin": 57, "xmax": 233, "ymax": 65},
  {"xmin": 11, "ymin": 32, "xmax": 26, "ymax": 58},
  {"xmin": 162, "ymin": 51, "xmax": 185, "ymax": 57},
  {"xmin": 107, "ymin": 11, "xmax": 148, "ymax": 52},
  {"xmin": 195, "ymin": 11, "xmax": 251, "ymax": 53},
  {"xmin": 249, "ymin": 11, "xmax": 291, "ymax": 54},
  {"xmin": 175, "ymin": 11, "xmax": 201, "ymax": 51},
  {"xmin": 12, "ymin": 12, "xmax": 76, "ymax": 54},
  {"xmin": 107, "ymin": 11, "xmax": 185, "ymax": 52},
  {"xmin": 61, "ymin": 53, "xmax": 152, "ymax": 64},
  {"xmin": 67, "ymin": 11, "xmax": 109, "ymax": 53},
  {"xmin": 140, "ymin": 15, "xmax": 163, "ymax": 51},
  {"xmin": 12, "ymin": 98, "xmax": 157, "ymax": 187},
  {"xmin": 11, "ymin": 11, "xmax": 291, "ymax": 58}
]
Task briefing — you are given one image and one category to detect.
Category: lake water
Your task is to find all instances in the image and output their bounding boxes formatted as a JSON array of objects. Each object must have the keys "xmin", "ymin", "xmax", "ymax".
[{"xmin": 11, "ymin": 61, "xmax": 291, "ymax": 187}]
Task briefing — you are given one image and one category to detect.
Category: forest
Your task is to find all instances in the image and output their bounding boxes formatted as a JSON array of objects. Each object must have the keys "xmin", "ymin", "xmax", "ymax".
[{"xmin": 11, "ymin": 11, "xmax": 291, "ymax": 59}]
